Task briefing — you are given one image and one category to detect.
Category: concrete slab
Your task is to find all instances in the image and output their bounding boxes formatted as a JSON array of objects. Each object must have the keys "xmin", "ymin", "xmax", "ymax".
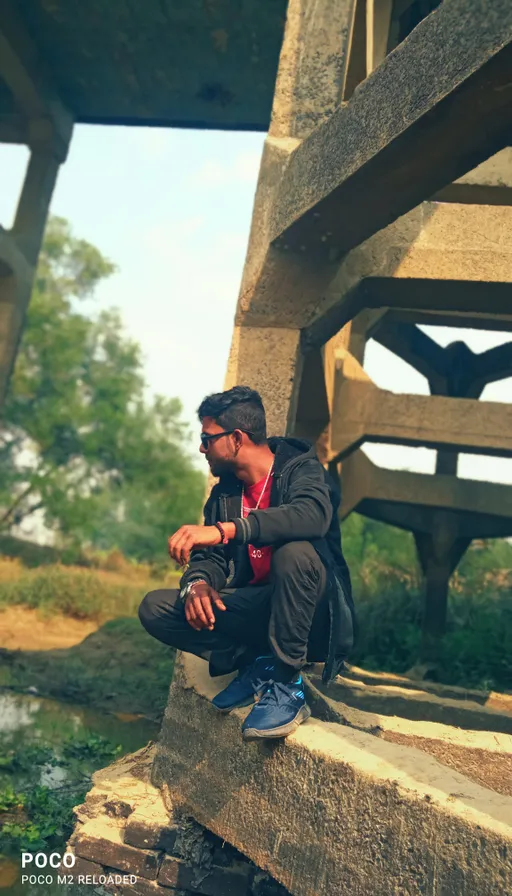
[{"xmin": 151, "ymin": 653, "xmax": 512, "ymax": 896}]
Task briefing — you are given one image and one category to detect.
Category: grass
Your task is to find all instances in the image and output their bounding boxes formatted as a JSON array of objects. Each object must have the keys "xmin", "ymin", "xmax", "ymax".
[{"xmin": 0, "ymin": 557, "xmax": 180, "ymax": 622}]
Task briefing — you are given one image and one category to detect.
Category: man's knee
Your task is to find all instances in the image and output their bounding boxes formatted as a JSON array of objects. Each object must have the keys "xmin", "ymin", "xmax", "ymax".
[
  {"xmin": 138, "ymin": 588, "xmax": 177, "ymax": 636},
  {"xmin": 271, "ymin": 541, "xmax": 322, "ymax": 577}
]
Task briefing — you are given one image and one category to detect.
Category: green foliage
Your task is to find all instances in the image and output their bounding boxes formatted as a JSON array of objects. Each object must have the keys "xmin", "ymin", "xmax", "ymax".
[
  {"xmin": 61, "ymin": 733, "xmax": 122, "ymax": 762},
  {"xmin": 1, "ymin": 215, "xmax": 205, "ymax": 561},
  {"xmin": 0, "ymin": 745, "xmax": 56, "ymax": 774},
  {"xmin": 0, "ymin": 822, "xmax": 46, "ymax": 851},
  {"xmin": 0, "ymin": 786, "xmax": 82, "ymax": 851},
  {"xmin": 0, "ymin": 785, "xmax": 25, "ymax": 812},
  {"xmin": 0, "ymin": 734, "xmax": 122, "ymax": 854},
  {"xmin": 342, "ymin": 513, "xmax": 419, "ymax": 591},
  {"xmin": 343, "ymin": 519, "xmax": 512, "ymax": 690}
]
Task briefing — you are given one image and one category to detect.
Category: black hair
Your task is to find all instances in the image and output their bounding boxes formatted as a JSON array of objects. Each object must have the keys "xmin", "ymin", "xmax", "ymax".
[{"xmin": 197, "ymin": 385, "xmax": 267, "ymax": 445}]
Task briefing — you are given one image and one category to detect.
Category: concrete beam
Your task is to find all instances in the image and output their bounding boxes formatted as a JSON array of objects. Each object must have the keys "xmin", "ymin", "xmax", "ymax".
[
  {"xmin": 293, "ymin": 347, "xmax": 331, "ymax": 446},
  {"xmin": 433, "ymin": 148, "xmax": 512, "ymax": 205},
  {"xmin": 340, "ymin": 450, "xmax": 512, "ymax": 537},
  {"xmin": 356, "ymin": 497, "xmax": 512, "ymax": 540},
  {"xmin": 343, "ymin": 0, "xmax": 371, "ymax": 100},
  {"xmin": 374, "ymin": 322, "xmax": 512, "ymax": 396},
  {"xmin": 378, "ymin": 306, "xmax": 512, "ymax": 334},
  {"xmin": 269, "ymin": 0, "xmax": 512, "ymax": 259},
  {"xmin": 269, "ymin": 0, "xmax": 355, "ymax": 140},
  {"xmin": 373, "ymin": 322, "xmax": 446, "ymax": 390},
  {"xmin": 301, "ymin": 201, "xmax": 512, "ymax": 348},
  {"xmin": 331, "ymin": 352, "xmax": 512, "ymax": 460},
  {"xmin": 0, "ymin": 0, "xmax": 73, "ymax": 159},
  {"xmin": 0, "ymin": 113, "xmax": 24, "ymax": 144}
]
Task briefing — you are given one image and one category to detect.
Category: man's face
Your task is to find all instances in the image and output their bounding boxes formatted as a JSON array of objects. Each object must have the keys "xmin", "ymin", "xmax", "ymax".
[{"xmin": 199, "ymin": 416, "xmax": 238, "ymax": 477}]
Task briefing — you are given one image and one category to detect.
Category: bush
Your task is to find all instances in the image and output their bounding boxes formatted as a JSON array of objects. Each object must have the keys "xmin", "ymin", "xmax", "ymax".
[{"xmin": 0, "ymin": 561, "xmax": 178, "ymax": 621}]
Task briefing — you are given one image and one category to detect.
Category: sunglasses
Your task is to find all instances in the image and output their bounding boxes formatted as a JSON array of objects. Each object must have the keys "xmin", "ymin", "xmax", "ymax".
[{"xmin": 200, "ymin": 429, "xmax": 254, "ymax": 450}]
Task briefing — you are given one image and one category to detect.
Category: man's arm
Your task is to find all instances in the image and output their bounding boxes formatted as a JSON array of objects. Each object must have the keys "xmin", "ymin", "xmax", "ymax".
[
  {"xmin": 230, "ymin": 459, "xmax": 332, "ymax": 546},
  {"xmin": 178, "ymin": 490, "xmax": 230, "ymax": 593}
]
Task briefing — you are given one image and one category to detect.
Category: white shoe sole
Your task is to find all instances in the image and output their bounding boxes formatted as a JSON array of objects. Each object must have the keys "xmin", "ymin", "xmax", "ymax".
[{"xmin": 242, "ymin": 704, "xmax": 311, "ymax": 740}]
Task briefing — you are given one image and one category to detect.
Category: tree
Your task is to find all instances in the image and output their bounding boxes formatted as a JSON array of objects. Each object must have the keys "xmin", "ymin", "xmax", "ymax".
[{"xmin": 0, "ymin": 216, "xmax": 205, "ymax": 560}]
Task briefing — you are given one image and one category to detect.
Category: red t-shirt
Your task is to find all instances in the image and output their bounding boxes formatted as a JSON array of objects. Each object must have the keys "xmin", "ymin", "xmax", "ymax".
[{"xmin": 243, "ymin": 473, "xmax": 273, "ymax": 585}]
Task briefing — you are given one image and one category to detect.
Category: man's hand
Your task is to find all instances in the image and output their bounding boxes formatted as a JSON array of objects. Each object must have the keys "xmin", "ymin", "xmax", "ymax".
[
  {"xmin": 184, "ymin": 582, "xmax": 226, "ymax": 631},
  {"xmin": 168, "ymin": 525, "xmax": 221, "ymax": 566}
]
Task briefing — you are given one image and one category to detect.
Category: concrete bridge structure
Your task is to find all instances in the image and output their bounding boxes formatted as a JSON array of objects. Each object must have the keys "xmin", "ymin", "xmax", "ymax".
[
  {"xmin": 1, "ymin": 0, "xmax": 512, "ymax": 634},
  {"xmin": 3, "ymin": 2, "xmax": 511, "ymax": 893}
]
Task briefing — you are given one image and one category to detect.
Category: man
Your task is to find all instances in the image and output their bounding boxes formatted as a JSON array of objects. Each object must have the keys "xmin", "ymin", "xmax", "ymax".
[{"xmin": 139, "ymin": 385, "xmax": 355, "ymax": 741}]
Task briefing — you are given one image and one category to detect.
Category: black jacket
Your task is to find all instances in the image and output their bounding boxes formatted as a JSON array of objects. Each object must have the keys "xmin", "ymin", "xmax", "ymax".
[{"xmin": 180, "ymin": 436, "xmax": 355, "ymax": 682}]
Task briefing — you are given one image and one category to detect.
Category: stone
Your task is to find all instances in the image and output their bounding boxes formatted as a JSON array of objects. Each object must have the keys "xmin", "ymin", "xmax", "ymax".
[{"xmin": 158, "ymin": 855, "xmax": 251, "ymax": 896}]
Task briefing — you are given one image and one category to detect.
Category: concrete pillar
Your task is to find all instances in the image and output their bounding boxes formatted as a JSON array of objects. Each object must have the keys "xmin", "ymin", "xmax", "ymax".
[
  {"xmin": 415, "ymin": 527, "xmax": 471, "ymax": 645},
  {"xmin": 225, "ymin": 0, "xmax": 357, "ymax": 437},
  {"xmin": 0, "ymin": 145, "xmax": 65, "ymax": 407},
  {"xmin": 0, "ymin": 1, "xmax": 73, "ymax": 409}
]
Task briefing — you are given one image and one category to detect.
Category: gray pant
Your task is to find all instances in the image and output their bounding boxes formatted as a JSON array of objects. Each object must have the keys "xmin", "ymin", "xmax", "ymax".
[{"xmin": 138, "ymin": 541, "xmax": 328, "ymax": 672}]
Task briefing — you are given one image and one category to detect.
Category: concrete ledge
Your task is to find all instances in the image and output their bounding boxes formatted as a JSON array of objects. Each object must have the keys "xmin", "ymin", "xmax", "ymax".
[
  {"xmin": 151, "ymin": 654, "xmax": 512, "ymax": 896},
  {"xmin": 309, "ymin": 670, "xmax": 512, "ymax": 735}
]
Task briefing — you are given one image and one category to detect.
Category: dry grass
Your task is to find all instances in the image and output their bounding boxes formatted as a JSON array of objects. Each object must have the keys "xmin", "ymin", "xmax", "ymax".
[{"xmin": 0, "ymin": 559, "xmax": 180, "ymax": 622}]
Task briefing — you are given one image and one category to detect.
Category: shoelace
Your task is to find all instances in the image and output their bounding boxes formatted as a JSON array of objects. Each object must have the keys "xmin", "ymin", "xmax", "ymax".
[
  {"xmin": 233, "ymin": 664, "xmax": 271, "ymax": 696},
  {"xmin": 253, "ymin": 679, "xmax": 302, "ymax": 708}
]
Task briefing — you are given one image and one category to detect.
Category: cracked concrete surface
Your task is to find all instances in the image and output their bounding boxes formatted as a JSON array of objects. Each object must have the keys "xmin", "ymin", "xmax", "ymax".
[{"xmin": 151, "ymin": 654, "xmax": 512, "ymax": 896}]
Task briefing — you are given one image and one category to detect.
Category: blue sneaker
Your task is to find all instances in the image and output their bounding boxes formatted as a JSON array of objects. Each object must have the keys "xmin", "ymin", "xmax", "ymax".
[
  {"xmin": 211, "ymin": 656, "xmax": 276, "ymax": 713},
  {"xmin": 242, "ymin": 675, "xmax": 311, "ymax": 740}
]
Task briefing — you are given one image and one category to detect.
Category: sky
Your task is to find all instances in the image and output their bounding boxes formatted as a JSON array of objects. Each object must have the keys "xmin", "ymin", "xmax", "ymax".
[{"xmin": 1, "ymin": 125, "xmax": 511, "ymax": 486}]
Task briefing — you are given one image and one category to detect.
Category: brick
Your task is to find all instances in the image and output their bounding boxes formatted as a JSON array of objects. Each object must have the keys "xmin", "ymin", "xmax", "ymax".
[
  {"xmin": 112, "ymin": 877, "xmax": 165, "ymax": 896},
  {"xmin": 68, "ymin": 854, "xmax": 106, "ymax": 881},
  {"xmin": 74, "ymin": 833, "xmax": 162, "ymax": 880},
  {"xmin": 158, "ymin": 856, "xmax": 251, "ymax": 896},
  {"xmin": 125, "ymin": 819, "xmax": 179, "ymax": 854}
]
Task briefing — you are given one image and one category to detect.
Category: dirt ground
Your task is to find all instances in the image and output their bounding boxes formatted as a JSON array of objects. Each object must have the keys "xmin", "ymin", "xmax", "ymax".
[{"xmin": 0, "ymin": 605, "xmax": 98, "ymax": 650}]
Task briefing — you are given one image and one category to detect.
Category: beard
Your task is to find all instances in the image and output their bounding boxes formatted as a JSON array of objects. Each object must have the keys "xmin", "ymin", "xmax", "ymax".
[{"xmin": 207, "ymin": 457, "xmax": 236, "ymax": 478}]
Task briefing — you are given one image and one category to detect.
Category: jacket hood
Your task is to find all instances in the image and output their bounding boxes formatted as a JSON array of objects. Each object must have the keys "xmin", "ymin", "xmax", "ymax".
[{"xmin": 267, "ymin": 435, "xmax": 317, "ymax": 473}]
